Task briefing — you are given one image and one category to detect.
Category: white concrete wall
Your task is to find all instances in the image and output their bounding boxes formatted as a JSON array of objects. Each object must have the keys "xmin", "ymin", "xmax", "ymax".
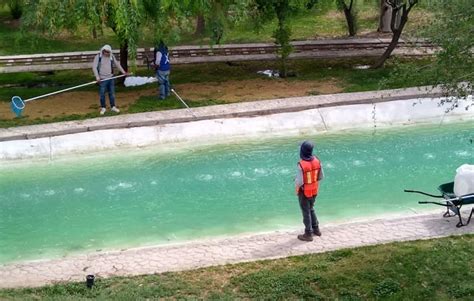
[{"xmin": 1, "ymin": 97, "xmax": 473, "ymax": 161}]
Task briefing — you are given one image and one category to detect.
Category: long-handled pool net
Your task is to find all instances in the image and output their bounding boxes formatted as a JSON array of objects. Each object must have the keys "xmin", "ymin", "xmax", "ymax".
[
  {"xmin": 171, "ymin": 88, "xmax": 197, "ymax": 118},
  {"xmin": 11, "ymin": 74, "xmax": 127, "ymax": 117}
]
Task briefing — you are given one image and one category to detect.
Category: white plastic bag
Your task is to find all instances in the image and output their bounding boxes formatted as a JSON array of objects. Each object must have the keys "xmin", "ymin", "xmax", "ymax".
[
  {"xmin": 454, "ymin": 164, "xmax": 474, "ymax": 196},
  {"xmin": 124, "ymin": 76, "xmax": 157, "ymax": 87}
]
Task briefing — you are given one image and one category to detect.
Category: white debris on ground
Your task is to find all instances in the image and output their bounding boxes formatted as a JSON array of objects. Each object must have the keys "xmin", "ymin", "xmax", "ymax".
[
  {"xmin": 353, "ymin": 65, "xmax": 371, "ymax": 70},
  {"xmin": 257, "ymin": 70, "xmax": 279, "ymax": 77},
  {"xmin": 124, "ymin": 76, "xmax": 157, "ymax": 87}
]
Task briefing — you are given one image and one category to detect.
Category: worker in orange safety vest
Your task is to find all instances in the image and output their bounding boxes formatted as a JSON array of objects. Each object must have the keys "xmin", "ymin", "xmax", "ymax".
[{"xmin": 295, "ymin": 140, "xmax": 324, "ymax": 242}]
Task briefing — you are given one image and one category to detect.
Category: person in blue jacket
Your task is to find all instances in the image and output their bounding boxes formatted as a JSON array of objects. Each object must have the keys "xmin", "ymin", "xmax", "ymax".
[{"xmin": 154, "ymin": 41, "xmax": 171, "ymax": 100}]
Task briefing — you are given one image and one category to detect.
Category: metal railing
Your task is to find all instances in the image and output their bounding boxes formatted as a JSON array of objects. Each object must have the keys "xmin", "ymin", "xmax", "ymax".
[{"xmin": 0, "ymin": 38, "xmax": 435, "ymax": 73}]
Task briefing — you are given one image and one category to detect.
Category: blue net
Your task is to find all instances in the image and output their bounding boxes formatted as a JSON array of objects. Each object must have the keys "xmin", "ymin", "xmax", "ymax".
[{"xmin": 11, "ymin": 96, "xmax": 25, "ymax": 117}]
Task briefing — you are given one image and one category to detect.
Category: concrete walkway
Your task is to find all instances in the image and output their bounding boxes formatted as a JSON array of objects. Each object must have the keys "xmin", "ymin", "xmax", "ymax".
[{"xmin": 1, "ymin": 211, "xmax": 472, "ymax": 289}]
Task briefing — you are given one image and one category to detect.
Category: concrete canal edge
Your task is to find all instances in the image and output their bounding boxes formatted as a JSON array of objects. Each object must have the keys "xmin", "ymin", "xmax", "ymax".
[{"xmin": 1, "ymin": 86, "xmax": 473, "ymax": 161}]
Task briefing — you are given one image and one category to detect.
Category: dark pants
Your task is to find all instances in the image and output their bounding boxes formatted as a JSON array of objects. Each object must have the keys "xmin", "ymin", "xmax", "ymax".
[
  {"xmin": 298, "ymin": 191, "xmax": 319, "ymax": 235},
  {"xmin": 99, "ymin": 79, "xmax": 116, "ymax": 108}
]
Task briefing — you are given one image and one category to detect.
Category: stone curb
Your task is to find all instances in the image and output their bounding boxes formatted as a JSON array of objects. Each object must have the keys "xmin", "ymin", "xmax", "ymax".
[{"xmin": 0, "ymin": 86, "xmax": 443, "ymax": 142}]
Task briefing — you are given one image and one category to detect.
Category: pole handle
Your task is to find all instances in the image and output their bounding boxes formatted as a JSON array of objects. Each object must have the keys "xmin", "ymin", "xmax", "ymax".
[
  {"xmin": 171, "ymin": 89, "xmax": 197, "ymax": 118},
  {"xmin": 404, "ymin": 189, "xmax": 443, "ymax": 198},
  {"xmin": 24, "ymin": 74, "xmax": 127, "ymax": 103}
]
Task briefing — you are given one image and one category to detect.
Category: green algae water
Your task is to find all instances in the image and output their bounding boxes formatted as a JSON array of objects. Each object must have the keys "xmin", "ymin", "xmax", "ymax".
[{"xmin": 0, "ymin": 121, "xmax": 473, "ymax": 264}]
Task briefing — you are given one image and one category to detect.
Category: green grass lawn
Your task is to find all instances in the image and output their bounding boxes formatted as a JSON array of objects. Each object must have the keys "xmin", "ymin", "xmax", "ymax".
[
  {"xmin": 1, "ymin": 234, "xmax": 473, "ymax": 300},
  {"xmin": 0, "ymin": 57, "xmax": 435, "ymax": 128},
  {"xmin": 0, "ymin": 58, "xmax": 433, "ymax": 101}
]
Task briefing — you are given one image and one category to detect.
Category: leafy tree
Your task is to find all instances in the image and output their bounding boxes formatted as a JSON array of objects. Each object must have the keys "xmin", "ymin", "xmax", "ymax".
[
  {"xmin": 187, "ymin": 0, "xmax": 251, "ymax": 43},
  {"xmin": 392, "ymin": 0, "xmax": 473, "ymax": 105},
  {"xmin": 253, "ymin": 0, "xmax": 315, "ymax": 77},
  {"xmin": 189, "ymin": 0, "xmax": 209, "ymax": 36},
  {"xmin": 21, "ymin": 0, "xmax": 187, "ymax": 70},
  {"xmin": 141, "ymin": 0, "xmax": 189, "ymax": 45},
  {"xmin": 427, "ymin": 0, "xmax": 473, "ymax": 100},
  {"xmin": 373, "ymin": 0, "xmax": 418, "ymax": 68},
  {"xmin": 21, "ymin": 0, "xmax": 142, "ymax": 71},
  {"xmin": 0, "ymin": 0, "xmax": 24, "ymax": 19}
]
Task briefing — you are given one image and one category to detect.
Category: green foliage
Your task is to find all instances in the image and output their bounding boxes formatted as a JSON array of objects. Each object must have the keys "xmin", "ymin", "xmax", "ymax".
[
  {"xmin": 372, "ymin": 278, "xmax": 400, "ymax": 297},
  {"xmin": 235, "ymin": 268, "xmax": 324, "ymax": 299},
  {"xmin": 253, "ymin": 0, "xmax": 313, "ymax": 77},
  {"xmin": 185, "ymin": 1, "xmax": 251, "ymax": 44},
  {"xmin": 0, "ymin": 58, "xmax": 437, "ymax": 128},
  {"xmin": 389, "ymin": 0, "xmax": 473, "ymax": 107},
  {"xmin": 141, "ymin": 0, "xmax": 190, "ymax": 45},
  {"xmin": 447, "ymin": 284, "xmax": 474, "ymax": 299},
  {"xmin": 426, "ymin": 0, "xmax": 473, "ymax": 99},
  {"xmin": 327, "ymin": 249, "xmax": 353, "ymax": 262},
  {"xmin": 7, "ymin": 0, "xmax": 22, "ymax": 19},
  {"xmin": 20, "ymin": 0, "xmax": 188, "ymax": 62},
  {"xmin": 0, "ymin": 2, "xmax": 431, "ymax": 55}
]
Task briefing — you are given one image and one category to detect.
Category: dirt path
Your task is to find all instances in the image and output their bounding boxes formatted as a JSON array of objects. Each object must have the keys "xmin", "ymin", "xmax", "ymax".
[{"xmin": 0, "ymin": 79, "xmax": 343, "ymax": 120}]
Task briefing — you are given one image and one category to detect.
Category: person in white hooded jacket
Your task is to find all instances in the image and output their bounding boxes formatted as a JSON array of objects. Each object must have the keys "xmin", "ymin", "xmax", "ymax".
[{"xmin": 92, "ymin": 45, "xmax": 128, "ymax": 115}]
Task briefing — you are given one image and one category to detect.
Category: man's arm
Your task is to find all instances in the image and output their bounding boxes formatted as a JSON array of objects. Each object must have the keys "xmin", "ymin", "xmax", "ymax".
[
  {"xmin": 318, "ymin": 165, "xmax": 324, "ymax": 181},
  {"xmin": 155, "ymin": 52, "xmax": 162, "ymax": 68},
  {"xmin": 92, "ymin": 55, "xmax": 100, "ymax": 81},
  {"xmin": 113, "ymin": 55, "xmax": 127, "ymax": 74},
  {"xmin": 295, "ymin": 164, "xmax": 303, "ymax": 194}
]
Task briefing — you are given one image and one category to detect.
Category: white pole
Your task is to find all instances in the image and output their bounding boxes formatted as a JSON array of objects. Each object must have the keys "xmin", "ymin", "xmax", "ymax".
[
  {"xmin": 23, "ymin": 74, "xmax": 127, "ymax": 103},
  {"xmin": 171, "ymin": 88, "xmax": 197, "ymax": 118}
]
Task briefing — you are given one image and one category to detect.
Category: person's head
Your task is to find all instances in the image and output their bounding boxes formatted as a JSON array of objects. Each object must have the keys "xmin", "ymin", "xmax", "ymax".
[
  {"xmin": 158, "ymin": 40, "xmax": 168, "ymax": 53},
  {"xmin": 300, "ymin": 140, "xmax": 314, "ymax": 161},
  {"xmin": 101, "ymin": 44, "xmax": 112, "ymax": 57}
]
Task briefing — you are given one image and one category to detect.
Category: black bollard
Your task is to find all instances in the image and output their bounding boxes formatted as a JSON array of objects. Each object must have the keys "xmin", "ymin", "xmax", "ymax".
[{"xmin": 86, "ymin": 274, "xmax": 95, "ymax": 288}]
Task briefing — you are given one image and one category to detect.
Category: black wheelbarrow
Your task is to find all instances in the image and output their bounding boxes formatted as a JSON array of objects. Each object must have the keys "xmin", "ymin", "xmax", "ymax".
[{"xmin": 405, "ymin": 182, "xmax": 474, "ymax": 228}]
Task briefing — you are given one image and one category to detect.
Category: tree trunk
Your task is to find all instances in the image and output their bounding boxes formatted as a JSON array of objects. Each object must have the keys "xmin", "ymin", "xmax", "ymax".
[
  {"xmin": 119, "ymin": 42, "xmax": 128, "ymax": 72},
  {"xmin": 378, "ymin": 0, "xmax": 392, "ymax": 33},
  {"xmin": 194, "ymin": 14, "xmax": 206, "ymax": 36},
  {"xmin": 373, "ymin": 13, "xmax": 408, "ymax": 68},
  {"xmin": 9, "ymin": 0, "xmax": 23, "ymax": 19},
  {"xmin": 92, "ymin": 27, "xmax": 97, "ymax": 39},
  {"xmin": 343, "ymin": 6, "xmax": 356, "ymax": 37},
  {"xmin": 280, "ymin": 57, "xmax": 288, "ymax": 78}
]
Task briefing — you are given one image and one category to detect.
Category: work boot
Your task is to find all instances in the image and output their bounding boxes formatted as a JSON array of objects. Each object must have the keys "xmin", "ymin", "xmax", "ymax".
[
  {"xmin": 313, "ymin": 227, "xmax": 322, "ymax": 237},
  {"xmin": 297, "ymin": 233, "xmax": 313, "ymax": 242}
]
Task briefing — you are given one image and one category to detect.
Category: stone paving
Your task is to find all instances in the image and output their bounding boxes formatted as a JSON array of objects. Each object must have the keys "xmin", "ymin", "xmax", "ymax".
[{"xmin": 0, "ymin": 210, "xmax": 472, "ymax": 289}]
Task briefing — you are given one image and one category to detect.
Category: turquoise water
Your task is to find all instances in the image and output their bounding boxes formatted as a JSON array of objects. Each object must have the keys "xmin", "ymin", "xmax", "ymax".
[{"xmin": 0, "ymin": 122, "xmax": 472, "ymax": 264}]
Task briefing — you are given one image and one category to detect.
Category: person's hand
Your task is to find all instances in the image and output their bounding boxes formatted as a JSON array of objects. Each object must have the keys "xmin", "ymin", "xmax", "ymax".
[{"xmin": 96, "ymin": 77, "xmax": 101, "ymax": 83}]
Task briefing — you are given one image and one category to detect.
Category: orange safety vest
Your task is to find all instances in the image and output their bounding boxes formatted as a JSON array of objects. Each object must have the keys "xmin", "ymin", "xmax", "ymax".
[{"xmin": 297, "ymin": 157, "xmax": 321, "ymax": 198}]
